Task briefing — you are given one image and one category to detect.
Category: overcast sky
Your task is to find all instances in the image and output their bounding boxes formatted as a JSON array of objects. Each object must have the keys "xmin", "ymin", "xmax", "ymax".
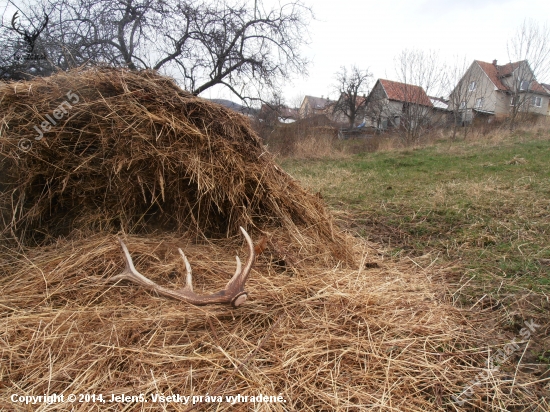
[
  {"xmin": 213, "ymin": 0, "xmax": 549, "ymax": 106},
  {"xmin": 4, "ymin": 0, "xmax": 549, "ymax": 105}
]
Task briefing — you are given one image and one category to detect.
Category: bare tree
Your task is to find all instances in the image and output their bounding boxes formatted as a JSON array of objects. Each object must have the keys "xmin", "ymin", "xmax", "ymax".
[
  {"xmin": 332, "ymin": 65, "xmax": 372, "ymax": 128},
  {"xmin": 0, "ymin": 0, "xmax": 312, "ymax": 104},
  {"xmin": 393, "ymin": 49, "xmax": 447, "ymax": 143},
  {"xmin": 288, "ymin": 92, "xmax": 304, "ymax": 111},
  {"xmin": 257, "ymin": 91, "xmax": 286, "ymax": 128},
  {"xmin": 506, "ymin": 19, "xmax": 550, "ymax": 128}
]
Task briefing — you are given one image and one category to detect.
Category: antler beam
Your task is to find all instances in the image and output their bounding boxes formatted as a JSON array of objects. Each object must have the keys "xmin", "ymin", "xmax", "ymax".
[{"xmin": 109, "ymin": 227, "xmax": 255, "ymax": 307}]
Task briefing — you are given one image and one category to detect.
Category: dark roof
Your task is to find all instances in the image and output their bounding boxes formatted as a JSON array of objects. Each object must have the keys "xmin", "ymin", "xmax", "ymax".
[
  {"xmin": 303, "ymin": 95, "xmax": 334, "ymax": 110},
  {"xmin": 378, "ymin": 79, "xmax": 432, "ymax": 107},
  {"xmin": 210, "ymin": 99, "xmax": 257, "ymax": 115}
]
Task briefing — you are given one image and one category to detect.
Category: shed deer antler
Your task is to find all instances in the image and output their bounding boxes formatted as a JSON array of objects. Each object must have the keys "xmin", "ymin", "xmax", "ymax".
[{"xmin": 110, "ymin": 227, "xmax": 255, "ymax": 307}]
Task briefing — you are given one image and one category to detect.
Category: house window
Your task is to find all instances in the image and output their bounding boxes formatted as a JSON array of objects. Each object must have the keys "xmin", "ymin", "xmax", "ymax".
[
  {"xmin": 459, "ymin": 101, "xmax": 466, "ymax": 109},
  {"xmin": 468, "ymin": 81, "xmax": 476, "ymax": 91},
  {"xmin": 532, "ymin": 96, "xmax": 542, "ymax": 107},
  {"xmin": 510, "ymin": 96, "xmax": 517, "ymax": 106},
  {"xmin": 520, "ymin": 80, "xmax": 530, "ymax": 91},
  {"xmin": 474, "ymin": 98, "xmax": 483, "ymax": 108}
]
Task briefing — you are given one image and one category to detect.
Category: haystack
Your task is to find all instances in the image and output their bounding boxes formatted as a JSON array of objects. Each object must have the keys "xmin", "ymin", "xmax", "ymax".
[{"xmin": 0, "ymin": 67, "xmax": 347, "ymax": 264}]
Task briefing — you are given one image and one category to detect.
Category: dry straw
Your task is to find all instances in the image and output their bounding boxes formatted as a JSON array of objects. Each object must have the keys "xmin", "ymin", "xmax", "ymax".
[
  {"xmin": 0, "ymin": 67, "xmax": 347, "ymax": 265},
  {"xmin": 1, "ymin": 234, "xmax": 545, "ymax": 411},
  {"xmin": 0, "ymin": 68, "xmax": 546, "ymax": 411}
]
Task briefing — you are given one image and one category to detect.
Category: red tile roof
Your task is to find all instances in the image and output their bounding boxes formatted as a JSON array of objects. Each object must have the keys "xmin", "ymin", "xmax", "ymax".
[
  {"xmin": 475, "ymin": 60, "xmax": 549, "ymax": 95},
  {"xmin": 378, "ymin": 79, "xmax": 432, "ymax": 107},
  {"xmin": 496, "ymin": 61, "xmax": 521, "ymax": 77},
  {"xmin": 530, "ymin": 81, "xmax": 549, "ymax": 94},
  {"xmin": 475, "ymin": 60, "xmax": 508, "ymax": 90}
]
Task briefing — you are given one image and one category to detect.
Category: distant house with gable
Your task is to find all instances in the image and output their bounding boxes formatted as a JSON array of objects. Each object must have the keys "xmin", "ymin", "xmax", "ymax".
[
  {"xmin": 429, "ymin": 96, "xmax": 449, "ymax": 111},
  {"xmin": 448, "ymin": 60, "xmax": 550, "ymax": 123},
  {"xmin": 258, "ymin": 103, "xmax": 299, "ymax": 125},
  {"xmin": 364, "ymin": 79, "xmax": 433, "ymax": 130},
  {"xmin": 331, "ymin": 93, "xmax": 368, "ymax": 127},
  {"xmin": 277, "ymin": 106, "xmax": 300, "ymax": 123},
  {"xmin": 299, "ymin": 95, "xmax": 334, "ymax": 118},
  {"xmin": 210, "ymin": 99, "xmax": 257, "ymax": 117}
]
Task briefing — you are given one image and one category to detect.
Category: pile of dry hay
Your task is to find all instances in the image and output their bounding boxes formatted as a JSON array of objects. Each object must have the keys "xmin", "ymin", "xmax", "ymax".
[
  {"xmin": 0, "ymin": 67, "xmax": 346, "ymax": 265},
  {"xmin": 1, "ymin": 69, "xmax": 547, "ymax": 411}
]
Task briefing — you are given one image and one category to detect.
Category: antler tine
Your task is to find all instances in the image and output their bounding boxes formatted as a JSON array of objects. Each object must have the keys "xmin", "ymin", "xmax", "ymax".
[
  {"xmin": 230, "ymin": 255, "xmax": 243, "ymax": 287},
  {"xmin": 108, "ymin": 227, "xmax": 256, "ymax": 307},
  {"xmin": 177, "ymin": 248, "xmax": 193, "ymax": 292},
  {"xmin": 10, "ymin": 10, "xmax": 49, "ymax": 41},
  {"xmin": 225, "ymin": 227, "xmax": 255, "ymax": 291},
  {"xmin": 31, "ymin": 13, "xmax": 48, "ymax": 42},
  {"xmin": 112, "ymin": 237, "xmax": 158, "ymax": 289},
  {"xmin": 11, "ymin": 12, "xmax": 25, "ymax": 36}
]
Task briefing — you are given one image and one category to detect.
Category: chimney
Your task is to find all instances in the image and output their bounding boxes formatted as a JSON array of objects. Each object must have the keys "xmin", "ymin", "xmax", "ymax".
[{"xmin": 492, "ymin": 59, "xmax": 497, "ymax": 66}]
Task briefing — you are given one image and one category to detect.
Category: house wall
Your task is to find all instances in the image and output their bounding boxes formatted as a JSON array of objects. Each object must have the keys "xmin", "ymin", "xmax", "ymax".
[
  {"xmin": 465, "ymin": 62, "xmax": 500, "ymax": 114},
  {"xmin": 544, "ymin": 86, "xmax": 550, "ymax": 116},
  {"xmin": 499, "ymin": 92, "xmax": 550, "ymax": 116},
  {"xmin": 386, "ymin": 100, "xmax": 405, "ymax": 118},
  {"xmin": 524, "ymin": 94, "xmax": 549, "ymax": 115},
  {"xmin": 494, "ymin": 61, "xmax": 549, "ymax": 116},
  {"xmin": 494, "ymin": 91, "xmax": 511, "ymax": 118},
  {"xmin": 365, "ymin": 97, "xmax": 405, "ymax": 129},
  {"xmin": 430, "ymin": 109, "xmax": 451, "ymax": 126},
  {"xmin": 449, "ymin": 62, "xmax": 495, "ymax": 124},
  {"xmin": 299, "ymin": 99, "xmax": 312, "ymax": 118},
  {"xmin": 364, "ymin": 82, "xmax": 388, "ymax": 128},
  {"xmin": 499, "ymin": 61, "xmax": 536, "ymax": 91},
  {"xmin": 332, "ymin": 111, "xmax": 346, "ymax": 125}
]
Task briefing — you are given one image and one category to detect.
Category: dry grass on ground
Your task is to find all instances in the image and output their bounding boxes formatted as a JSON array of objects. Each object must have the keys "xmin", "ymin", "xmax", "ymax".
[{"xmin": 3, "ymin": 232, "xmax": 546, "ymax": 411}]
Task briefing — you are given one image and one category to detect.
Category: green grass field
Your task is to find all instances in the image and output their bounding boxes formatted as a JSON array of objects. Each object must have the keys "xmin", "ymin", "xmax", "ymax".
[{"xmin": 280, "ymin": 131, "xmax": 550, "ymax": 311}]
